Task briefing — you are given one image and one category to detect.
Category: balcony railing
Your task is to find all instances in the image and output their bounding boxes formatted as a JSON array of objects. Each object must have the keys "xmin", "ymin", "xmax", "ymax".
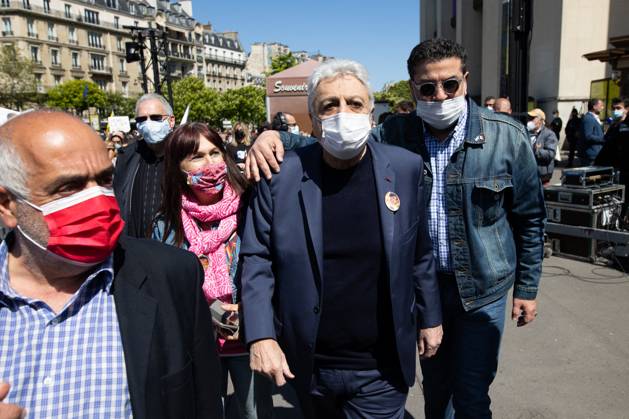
[
  {"xmin": 119, "ymin": 70, "xmax": 128, "ymax": 77},
  {"xmin": 89, "ymin": 65, "xmax": 112, "ymax": 74},
  {"xmin": 31, "ymin": 59, "xmax": 42, "ymax": 65},
  {"xmin": 205, "ymin": 54, "xmax": 246, "ymax": 66},
  {"xmin": 69, "ymin": 39, "xmax": 78, "ymax": 45},
  {"xmin": 71, "ymin": 65, "xmax": 82, "ymax": 70},
  {"xmin": 27, "ymin": 31, "xmax": 38, "ymax": 38},
  {"xmin": 50, "ymin": 62, "xmax": 61, "ymax": 67},
  {"xmin": 1, "ymin": 30, "xmax": 13, "ymax": 36},
  {"xmin": 48, "ymin": 35, "xmax": 58, "ymax": 42}
]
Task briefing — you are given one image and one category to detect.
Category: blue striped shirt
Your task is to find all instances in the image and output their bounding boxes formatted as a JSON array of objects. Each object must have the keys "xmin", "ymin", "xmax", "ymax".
[
  {"xmin": 0, "ymin": 237, "xmax": 132, "ymax": 418},
  {"xmin": 423, "ymin": 103, "xmax": 469, "ymax": 272}
]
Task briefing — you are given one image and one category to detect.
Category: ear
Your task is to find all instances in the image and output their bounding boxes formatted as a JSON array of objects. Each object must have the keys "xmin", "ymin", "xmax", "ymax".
[
  {"xmin": 408, "ymin": 79, "xmax": 418, "ymax": 102},
  {"xmin": 168, "ymin": 115, "xmax": 176, "ymax": 129},
  {"xmin": 310, "ymin": 112, "xmax": 322, "ymax": 139},
  {"xmin": 0, "ymin": 187, "xmax": 18, "ymax": 230}
]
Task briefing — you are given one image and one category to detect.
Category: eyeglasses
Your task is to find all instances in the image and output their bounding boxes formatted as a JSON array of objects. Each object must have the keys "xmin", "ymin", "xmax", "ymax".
[
  {"xmin": 413, "ymin": 77, "xmax": 462, "ymax": 97},
  {"xmin": 135, "ymin": 114, "xmax": 166, "ymax": 123}
]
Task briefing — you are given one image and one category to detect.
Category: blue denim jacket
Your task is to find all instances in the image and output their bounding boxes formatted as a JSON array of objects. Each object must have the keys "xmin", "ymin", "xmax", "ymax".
[{"xmin": 279, "ymin": 98, "xmax": 546, "ymax": 310}]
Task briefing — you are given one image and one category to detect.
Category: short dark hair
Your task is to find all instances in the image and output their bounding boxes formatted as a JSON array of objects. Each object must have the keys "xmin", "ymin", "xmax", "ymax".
[
  {"xmin": 611, "ymin": 97, "xmax": 629, "ymax": 108},
  {"xmin": 407, "ymin": 38, "xmax": 468, "ymax": 79},
  {"xmin": 485, "ymin": 96, "xmax": 495, "ymax": 103},
  {"xmin": 396, "ymin": 100, "xmax": 415, "ymax": 113},
  {"xmin": 588, "ymin": 98, "xmax": 602, "ymax": 110}
]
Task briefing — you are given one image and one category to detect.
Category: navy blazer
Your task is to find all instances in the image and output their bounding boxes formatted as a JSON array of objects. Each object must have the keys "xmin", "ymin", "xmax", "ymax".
[{"xmin": 239, "ymin": 139, "xmax": 442, "ymax": 392}]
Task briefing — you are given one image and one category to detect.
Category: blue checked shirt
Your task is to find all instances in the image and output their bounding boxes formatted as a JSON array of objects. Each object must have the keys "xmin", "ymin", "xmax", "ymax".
[
  {"xmin": 423, "ymin": 102, "xmax": 469, "ymax": 272},
  {"xmin": 0, "ymin": 237, "xmax": 132, "ymax": 418}
]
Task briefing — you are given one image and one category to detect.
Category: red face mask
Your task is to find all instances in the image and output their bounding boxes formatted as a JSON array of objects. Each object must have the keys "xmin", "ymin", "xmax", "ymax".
[
  {"xmin": 18, "ymin": 187, "xmax": 124, "ymax": 266},
  {"xmin": 186, "ymin": 162, "xmax": 227, "ymax": 198}
]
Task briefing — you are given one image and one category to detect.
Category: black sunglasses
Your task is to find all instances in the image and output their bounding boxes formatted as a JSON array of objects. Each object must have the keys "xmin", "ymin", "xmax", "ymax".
[
  {"xmin": 135, "ymin": 114, "xmax": 166, "ymax": 123},
  {"xmin": 413, "ymin": 77, "xmax": 462, "ymax": 97}
]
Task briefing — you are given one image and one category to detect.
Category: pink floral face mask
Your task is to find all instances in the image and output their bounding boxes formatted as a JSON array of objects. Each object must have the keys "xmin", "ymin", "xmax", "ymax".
[{"xmin": 185, "ymin": 161, "xmax": 227, "ymax": 198}]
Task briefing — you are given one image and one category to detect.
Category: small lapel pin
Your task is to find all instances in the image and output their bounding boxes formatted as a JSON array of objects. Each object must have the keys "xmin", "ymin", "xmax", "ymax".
[{"xmin": 385, "ymin": 191, "xmax": 400, "ymax": 212}]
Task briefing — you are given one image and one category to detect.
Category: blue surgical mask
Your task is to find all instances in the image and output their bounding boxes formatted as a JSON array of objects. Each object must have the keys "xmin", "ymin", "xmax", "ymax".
[
  {"xmin": 612, "ymin": 109, "xmax": 625, "ymax": 120},
  {"xmin": 138, "ymin": 119, "xmax": 171, "ymax": 144}
]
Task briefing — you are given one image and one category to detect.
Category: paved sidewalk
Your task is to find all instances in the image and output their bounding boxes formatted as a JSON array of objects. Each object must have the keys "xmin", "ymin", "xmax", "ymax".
[{"xmin": 228, "ymin": 255, "xmax": 629, "ymax": 418}]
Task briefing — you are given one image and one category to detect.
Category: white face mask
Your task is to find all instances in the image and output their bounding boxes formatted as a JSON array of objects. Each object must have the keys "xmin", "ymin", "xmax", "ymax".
[
  {"xmin": 289, "ymin": 125, "xmax": 300, "ymax": 135},
  {"xmin": 138, "ymin": 119, "xmax": 171, "ymax": 144},
  {"xmin": 319, "ymin": 112, "xmax": 371, "ymax": 160},
  {"xmin": 416, "ymin": 95, "xmax": 466, "ymax": 130},
  {"xmin": 527, "ymin": 120, "xmax": 538, "ymax": 133}
]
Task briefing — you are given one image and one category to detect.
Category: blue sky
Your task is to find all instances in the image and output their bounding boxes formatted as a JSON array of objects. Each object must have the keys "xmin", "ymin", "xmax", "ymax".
[{"xmin": 194, "ymin": 0, "xmax": 420, "ymax": 91}]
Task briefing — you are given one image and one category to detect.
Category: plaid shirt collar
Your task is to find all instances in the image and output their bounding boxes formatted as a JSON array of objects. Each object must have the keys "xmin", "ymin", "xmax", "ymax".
[{"xmin": 0, "ymin": 233, "xmax": 114, "ymax": 308}]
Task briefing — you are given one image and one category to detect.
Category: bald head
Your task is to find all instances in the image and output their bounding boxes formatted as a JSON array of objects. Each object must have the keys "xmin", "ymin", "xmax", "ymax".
[
  {"xmin": 0, "ymin": 110, "xmax": 112, "ymax": 204},
  {"xmin": 494, "ymin": 98, "xmax": 512, "ymax": 114}
]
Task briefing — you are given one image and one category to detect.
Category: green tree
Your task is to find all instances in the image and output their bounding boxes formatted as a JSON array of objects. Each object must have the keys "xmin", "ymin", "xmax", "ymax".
[
  {"xmin": 374, "ymin": 80, "xmax": 413, "ymax": 109},
  {"xmin": 172, "ymin": 76, "xmax": 222, "ymax": 126},
  {"xmin": 268, "ymin": 52, "xmax": 298, "ymax": 75},
  {"xmin": 218, "ymin": 86, "xmax": 267, "ymax": 125},
  {"xmin": 103, "ymin": 92, "xmax": 137, "ymax": 117},
  {"xmin": 46, "ymin": 80, "xmax": 107, "ymax": 114},
  {"xmin": 0, "ymin": 44, "xmax": 37, "ymax": 110}
]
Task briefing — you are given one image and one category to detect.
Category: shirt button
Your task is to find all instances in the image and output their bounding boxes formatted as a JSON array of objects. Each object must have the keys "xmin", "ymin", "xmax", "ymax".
[
  {"xmin": 313, "ymin": 306, "xmax": 320, "ymax": 314},
  {"xmin": 50, "ymin": 318, "xmax": 59, "ymax": 326},
  {"xmin": 43, "ymin": 377, "xmax": 53, "ymax": 387}
]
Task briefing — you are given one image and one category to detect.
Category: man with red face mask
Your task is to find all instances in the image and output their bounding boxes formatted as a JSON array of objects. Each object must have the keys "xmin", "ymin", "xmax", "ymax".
[{"xmin": 0, "ymin": 110, "xmax": 222, "ymax": 419}]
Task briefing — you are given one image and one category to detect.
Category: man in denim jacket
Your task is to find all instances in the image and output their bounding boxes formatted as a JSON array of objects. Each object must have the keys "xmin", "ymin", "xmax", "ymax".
[{"xmin": 245, "ymin": 39, "xmax": 546, "ymax": 419}]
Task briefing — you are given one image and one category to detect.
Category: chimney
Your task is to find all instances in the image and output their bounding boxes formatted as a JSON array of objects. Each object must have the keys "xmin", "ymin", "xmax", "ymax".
[
  {"xmin": 220, "ymin": 31, "xmax": 238, "ymax": 41},
  {"xmin": 180, "ymin": 0, "xmax": 193, "ymax": 17}
]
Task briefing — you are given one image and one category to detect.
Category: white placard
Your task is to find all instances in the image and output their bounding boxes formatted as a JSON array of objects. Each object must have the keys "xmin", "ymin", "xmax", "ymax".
[{"xmin": 108, "ymin": 116, "xmax": 131, "ymax": 133}]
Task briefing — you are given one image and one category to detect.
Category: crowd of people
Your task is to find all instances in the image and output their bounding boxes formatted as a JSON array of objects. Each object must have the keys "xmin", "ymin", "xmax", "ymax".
[{"xmin": 1, "ymin": 38, "xmax": 549, "ymax": 419}]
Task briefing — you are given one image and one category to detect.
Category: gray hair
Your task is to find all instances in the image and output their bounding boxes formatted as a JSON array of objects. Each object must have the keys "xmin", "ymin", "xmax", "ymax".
[
  {"xmin": 307, "ymin": 59, "xmax": 374, "ymax": 113},
  {"xmin": 308, "ymin": 60, "xmax": 374, "ymax": 113},
  {"xmin": 0, "ymin": 138, "xmax": 28, "ymax": 199},
  {"xmin": 135, "ymin": 93, "xmax": 173, "ymax": 116}
]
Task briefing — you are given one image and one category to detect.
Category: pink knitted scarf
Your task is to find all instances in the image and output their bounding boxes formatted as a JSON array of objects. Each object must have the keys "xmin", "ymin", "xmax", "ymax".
[{"xmin": 181, "ymin": 182, "xmax": 240, "ymax": 303}]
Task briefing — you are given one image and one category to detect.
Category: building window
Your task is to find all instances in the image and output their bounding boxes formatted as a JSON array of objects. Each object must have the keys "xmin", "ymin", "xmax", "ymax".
[
  {"xmin": 106, "ymin": 0, "xmax": 117, "ymax": 8},
  {"xmin": 43, "ymin": 0, "xmax": 50, "ymax": 13},
  {"xmin": 68, "ymin": 26, "xmax": 76, "ymax": 43},
  {"xmin": 88, "ymin": 31, "xmax": 102, "ymax": 48},
  {"xmin": 47, "ymin": 22, "xmax": 56, "ymax": 41},
  {"xmin": 22, "ymin": 0, "xmax": 30, "ymax": 9},
  {"xmin": 71, "ymin": 51, "xmax": 79, "ymax": 67},
  {"xmin": 54, "ymin": 75, "xmax": 61, "ymax": 86},
  {"xmin": 114, "ymin": 16, "xmax": 119, "ymax": 28},
  {"xmin": 64, "ymin": 4, "xmax": 71, "ymax": 18},
  {"xmin": 1, "ymin": 18, "xmax": 11, "ymax": 35},
  {"xmin": 0, "ymin": 0, "xmax": 9, "ymax": 8},
  {"xmin": 50, "ymin": 48, "xmax": 59, "ymax": 65},
  {"xmin": 116, "ymin": 36, "xmax": 122, "ymax": 51},
  {"xmin": 84, "ymin": 9, "xmax": 99, "ymax": 25},
  {"xmin": 122, "ymin": 81, "xmax": 128, "ymax": 96},
  {"xmin": 27, "ymin": 18, "xmax": 36, "ymax": 37},
  {"xmin": 119, "ymin": 58, "xmax": 125, "ymax": 72},
  {"xmin": 129, "ymin": 3, "xmax": 136, "ymax": 15},
  {"xmin": 95, "ymin": 79, "xmax": 106, "ymax": 90},
  {"xmin": 90, "ymin": 53, "xmax": 105, "ymax": 70},
  {"xmin": 30, "ymin": 45, "xmax": 39, "ymax": 62}
]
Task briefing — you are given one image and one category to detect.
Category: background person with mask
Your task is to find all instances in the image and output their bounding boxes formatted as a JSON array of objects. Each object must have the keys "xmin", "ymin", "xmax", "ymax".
[
  {"xmin": 113, "ymin": 93, "xmax": 175, "ymax": 238},
  {"xmin": 603, "ymin": 97, "xmax": 629, "ymax": 143},
  {"xmin": 244, "ymin": 39, "xmax": 545, "ymax": 419},
  {"xmin": 240, "ymin": 59, "xmax": 442, "ymax": 419},
  {"xmin": 527, "ymin": 108, "xmax": 558, "ymax": 185},
  {"xmin": 271, "ymin": 111, "xmax": 300, "ymax": 134}
]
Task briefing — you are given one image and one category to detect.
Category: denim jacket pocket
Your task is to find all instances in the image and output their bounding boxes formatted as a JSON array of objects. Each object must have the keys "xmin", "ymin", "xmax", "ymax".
[{"xmin": 472, "ymin": 177, "xmax": 513, "ymax": 226}]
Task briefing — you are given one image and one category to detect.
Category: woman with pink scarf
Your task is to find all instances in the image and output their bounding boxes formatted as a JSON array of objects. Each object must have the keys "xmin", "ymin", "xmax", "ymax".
[{"xmin": 152, "ymin": 122, "xmax": 273, "ymax": 418}]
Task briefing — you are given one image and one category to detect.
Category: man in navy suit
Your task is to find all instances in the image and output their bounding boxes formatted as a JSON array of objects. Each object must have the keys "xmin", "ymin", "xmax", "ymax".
[
  {"xmin": 239, "ymin": 59, "xmax": 443, "ymax": 418},
  {"xmin": 579, "ymin": 98, "xmax": 605, "ymax": 165}
]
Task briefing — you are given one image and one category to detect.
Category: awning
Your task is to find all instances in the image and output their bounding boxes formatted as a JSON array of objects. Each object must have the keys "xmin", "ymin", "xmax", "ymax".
[{"xmin": 583, "ymin": 35, "xmax": 629, "ymax": 69}]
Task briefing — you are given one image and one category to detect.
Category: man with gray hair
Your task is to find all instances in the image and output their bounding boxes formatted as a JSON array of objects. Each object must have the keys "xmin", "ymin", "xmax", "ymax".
[
  {"xmin": 113, "ymin": 93, "xmax": 175, "ymax": 238},
  {"xmin": 240, "ymin": 59, "xmax": 443, "ymax": 418}
]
